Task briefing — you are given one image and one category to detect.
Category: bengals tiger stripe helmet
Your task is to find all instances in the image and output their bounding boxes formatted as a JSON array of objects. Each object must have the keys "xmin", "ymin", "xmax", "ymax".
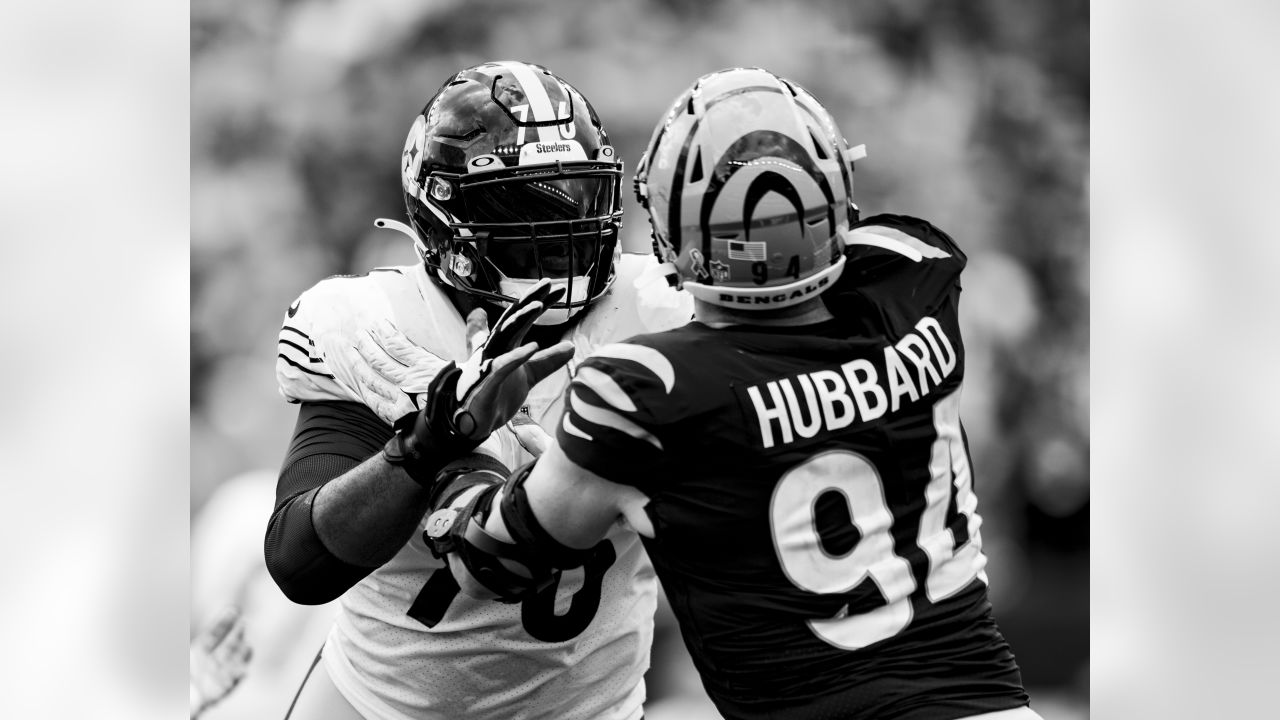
[
  {"xmin": 399, "ymin": 61, "xmax": 623, "ymax": 324},
  {"xmin": 634, "ymin": 67, "xmax": 866, "ymax": 309}
]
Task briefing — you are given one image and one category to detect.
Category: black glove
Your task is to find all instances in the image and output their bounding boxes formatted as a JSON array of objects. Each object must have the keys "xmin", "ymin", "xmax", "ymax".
[{"xmin": 383, "ymin": 279, "xmax": 575, "ymax": 487}]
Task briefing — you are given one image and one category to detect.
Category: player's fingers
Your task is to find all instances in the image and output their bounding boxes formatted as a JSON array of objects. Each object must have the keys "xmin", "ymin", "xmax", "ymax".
[
  {"xmin": 510, "ymin": 421, "xmax": 552, "ymax": 458},
  {"xmin": 355, "ymin": 332, "xmax": 405, "ymax": 378},
  {"xmin": 211, "ymin": 620, "xmax": 247, "ymax": 661},
  {"xmin": 372, "ymin": 321, "xmax": 447, "ymax": 369},
  {"xmin": 234, "ymin": 643, "xmax": 254, "ymax": 672},
  {"xmin": 348, "ymin": 359, "xmax": 400, "ymax": 403},
  {"xmin": 465, "ymin": 308, "xmax": 490, "ymax": 355},
  {"xmin": 521, "ymin": 341, "xmax": 575, "ymax": 386},
  {"xmin": 196, "ymin": 606, "xmax": 241, "ymax": 654},
  {"xmin": 481, "ymin": 342, "xmax": 539, "ymax": 387},
  {"xmin": 486, "ymin": 301, "xmax": 546, "ymax": 357},
  {"xmin": 492, "ymin": 278, "xmax": 555, "ymax": 331},
  {"xmin": 540, "ymin": 284, "xmax": 567, "ymax": 309}
]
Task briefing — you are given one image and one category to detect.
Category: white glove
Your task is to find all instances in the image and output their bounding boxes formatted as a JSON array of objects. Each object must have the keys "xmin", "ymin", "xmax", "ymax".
[
  {"xmin": 190, "ymin": 606, "xmax": 252, "ymax": 719},
  {"xmin": 347, "ymin": 319, "xmax": 451, "ymax": 424}
]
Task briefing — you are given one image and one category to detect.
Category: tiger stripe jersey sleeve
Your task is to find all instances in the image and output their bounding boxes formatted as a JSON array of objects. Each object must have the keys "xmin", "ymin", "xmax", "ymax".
[{"xmin": 555, "ymin": 341, "xmax": 677, "ymax": 495}]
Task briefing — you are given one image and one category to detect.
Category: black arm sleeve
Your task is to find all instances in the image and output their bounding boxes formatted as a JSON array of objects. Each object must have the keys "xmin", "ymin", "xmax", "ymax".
[{"xmin": 264, "ymin": 401, "xmax": 395, "ymax": 605}]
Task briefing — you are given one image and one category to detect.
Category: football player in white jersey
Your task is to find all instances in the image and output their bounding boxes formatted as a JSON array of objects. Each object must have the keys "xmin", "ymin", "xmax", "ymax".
[{"xmin": 266, "ymin": 61, "xmax": 690, "ymax": 720}]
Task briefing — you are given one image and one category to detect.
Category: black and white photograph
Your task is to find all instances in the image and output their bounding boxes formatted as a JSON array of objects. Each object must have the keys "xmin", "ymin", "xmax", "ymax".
[
  {"xmin": 21, "ymin": 0, "xmax": 1280, "ymax": 718},
  {"xmin": 189, "ymin": 1, "xmax": 1088, "ymax": 719}
]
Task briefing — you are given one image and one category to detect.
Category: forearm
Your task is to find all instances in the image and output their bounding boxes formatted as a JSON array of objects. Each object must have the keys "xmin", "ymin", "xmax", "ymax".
[
  {"xmin": 433, "ymin": 448, "xmax": 651, "ymax": 602},
  {"xmin": 484, "ymin": 444, "xmax": 643, "ymax": 549},
  {"xmin": 266, "ymin": 400, "xmax": 440, "ymax": 604},
  {"xmin": 265, "ymin": 452, "xmax": 443, "ymax": 603},
  {"xmin": 311, "ymin": 452, "xmax": 435, "ymax": 567}
]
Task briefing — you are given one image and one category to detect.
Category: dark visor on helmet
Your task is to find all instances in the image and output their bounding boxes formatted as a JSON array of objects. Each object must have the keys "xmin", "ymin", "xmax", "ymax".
[{"xmin": 459, "ymin": 173, "xmax": 617, "ymax": 223}]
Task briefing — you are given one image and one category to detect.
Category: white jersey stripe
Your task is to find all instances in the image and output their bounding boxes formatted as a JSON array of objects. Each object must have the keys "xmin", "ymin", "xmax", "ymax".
[
  {"xmin": 591, "ymin": 343, "xmax": 676, "ymax": 393},
  {"xmin": 570, "ymin": 389, "xmax": 663, "ymax": 450},
  {"xmin": 574, "ymin": 366, "xmax": 637, "ymax": 412},
  {"xmin": 500, "ymin": 61, "xmax": 559, "ymax": 143},
  {"xmin": 845, "ymin": 225, "xmax": 951, "ymax": 261},
  {"xmin": 562, "ymin": 413, "xmax": 594, "ymax": 441}
]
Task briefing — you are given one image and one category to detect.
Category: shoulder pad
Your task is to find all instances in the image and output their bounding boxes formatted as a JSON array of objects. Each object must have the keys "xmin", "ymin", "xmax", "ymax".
[
  {"xmin": 828, "ymin": 214, "xmax": 966, "ymax": 338},
  {"xmin": 847, "ymin": 214, "xmax": 966, "ymax": 268},
  {"xmin": 276, "ymin": 277, "xmax": 356, "ymax": 404},
  {"xmin": 556, "ymin": 339, "xmax": 675, "ymax": 489},
  {"xmin": 569, "ymin": 253, "xmax": 692, "ymax": 358},
  {"xmin": 275, "ymin": 266, "xmax": 468, "ymax": 405}
]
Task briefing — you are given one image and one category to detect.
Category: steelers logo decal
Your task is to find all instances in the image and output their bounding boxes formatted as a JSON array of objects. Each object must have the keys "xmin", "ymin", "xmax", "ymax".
[{"xmin": 402, "ymin": 114, "xmax": 428, "ymax": 191}]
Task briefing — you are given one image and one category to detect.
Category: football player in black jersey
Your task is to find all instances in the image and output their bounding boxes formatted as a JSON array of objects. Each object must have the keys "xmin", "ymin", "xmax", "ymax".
[{"xmin": 407, "ymin": 67, "xmax": 1043, "ymax": 719}]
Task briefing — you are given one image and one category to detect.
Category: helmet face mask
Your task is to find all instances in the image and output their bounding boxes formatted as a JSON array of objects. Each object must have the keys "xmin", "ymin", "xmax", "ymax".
[
  {"xmin": 401, "ymin": 61, "xmax": 623, "ymax": 322},
  {"xmin": 635, "ymin": 68, "xmax": 862, "ymax": 310}
]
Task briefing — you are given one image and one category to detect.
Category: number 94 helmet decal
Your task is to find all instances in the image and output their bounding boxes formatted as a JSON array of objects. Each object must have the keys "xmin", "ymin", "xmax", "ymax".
[
  {"xmin": 401, "ymin": 60, "xmax": 623, "ymax": 324},
  {"xmin": 634, "ymin": 67, "xmax": 867, "ymax": 309}
]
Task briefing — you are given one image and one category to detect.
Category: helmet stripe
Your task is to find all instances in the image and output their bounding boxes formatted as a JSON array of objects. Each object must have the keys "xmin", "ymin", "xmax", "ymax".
[
  {"xmin": 666, "ymin": 116, "xmax": 703, "ymax": 279},
  {"xmin": 500, "ymin": 61, "xmax": 558, "ymax": 143}
]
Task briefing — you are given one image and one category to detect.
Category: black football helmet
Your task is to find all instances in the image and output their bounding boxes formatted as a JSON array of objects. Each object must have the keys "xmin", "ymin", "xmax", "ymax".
[{"xmin": 400, "ymin": 60, "xmax": 623, "ymax": 323}]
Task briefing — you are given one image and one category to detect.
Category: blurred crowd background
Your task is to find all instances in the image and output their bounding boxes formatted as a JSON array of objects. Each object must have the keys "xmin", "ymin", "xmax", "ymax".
[{"xmin": 192, "ymin": 0, "xmax": 1087, "ymax": 717}]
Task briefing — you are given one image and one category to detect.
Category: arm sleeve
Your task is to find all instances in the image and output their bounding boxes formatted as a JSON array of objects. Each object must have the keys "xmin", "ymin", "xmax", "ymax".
[
  {"xmin": 554, "ymin": 346, "xmax": 672, "ymax": 495},
  {"xmin": 263, "ymin": 400, "xmax": 395, "ymax": 605}
]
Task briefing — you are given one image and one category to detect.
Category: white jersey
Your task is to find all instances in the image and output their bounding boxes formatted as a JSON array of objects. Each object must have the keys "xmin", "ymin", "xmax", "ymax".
[{"xmin": 275, "ymin": 254, "xmax": 690, "ymax": 720}]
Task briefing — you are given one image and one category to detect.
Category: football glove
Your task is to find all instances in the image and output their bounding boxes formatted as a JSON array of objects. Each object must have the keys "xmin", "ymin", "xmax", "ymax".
[
  {"xmin": 189, "ymin": 606, "xmax": 252, "ymax": 719},
  {"xmin": 383, "ymin": 279, "xmax": 575, "ymax": 485},
  {"xmin": 349, "ymin": 318, "xmax": 451, "ymax": 424},
  {"xmin": 466, "ymin": 306, "xmax": 552, "ymax": 458}
]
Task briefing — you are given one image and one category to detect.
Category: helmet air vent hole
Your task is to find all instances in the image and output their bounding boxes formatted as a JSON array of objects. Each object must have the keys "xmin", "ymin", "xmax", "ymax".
[
  {"xmin": 689, "ymin": 149, "xmax": 703, "ymax": 183},
  {"xmin": 809, "ymin": 130, "xmax": 829, "ymax": 160}
]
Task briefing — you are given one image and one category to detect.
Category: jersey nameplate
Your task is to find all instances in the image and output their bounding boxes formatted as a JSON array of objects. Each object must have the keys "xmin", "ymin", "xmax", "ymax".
[{"xmin": 744, "ymin": 316, "xmax": 957, "ymax": 449}]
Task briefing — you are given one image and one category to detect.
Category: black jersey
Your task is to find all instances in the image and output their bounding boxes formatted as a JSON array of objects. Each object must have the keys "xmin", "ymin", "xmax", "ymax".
[{"xmin": 556, "ymin": 215, "xmax": 1028, "ymax": 720}]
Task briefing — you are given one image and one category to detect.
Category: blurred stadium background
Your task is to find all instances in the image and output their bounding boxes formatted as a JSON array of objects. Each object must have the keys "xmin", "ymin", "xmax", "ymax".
[{"xmin": 192, "ymin": 0, "xmax": 1087, "ymax": 717}]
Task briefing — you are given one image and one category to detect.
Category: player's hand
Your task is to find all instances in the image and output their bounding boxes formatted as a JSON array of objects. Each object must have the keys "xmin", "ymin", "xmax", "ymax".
[
  {"xmin": 351, "ymin": 319, "xmax": 451, "ymax": 423},
  {"xmin": 190, "ymin": 606, "xmax": 252, "ymax": 719},
  {"xmin": 468, "ymin": 306, "xmax": 555, "ymax": 459},
  {"xmin": 464, "ymin": 307, "xmax": 491, "ymax": 356},
  {"xmin": 509, "ymin": 411, "xmax": 553, "ymax": 458},
  {"xmin": 452, "ymin": 280, "xmax": 575, "ymax": 440},
  {"xmin": 384, "ymin": 280, "xmax": 575, "ymax": 480}
]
